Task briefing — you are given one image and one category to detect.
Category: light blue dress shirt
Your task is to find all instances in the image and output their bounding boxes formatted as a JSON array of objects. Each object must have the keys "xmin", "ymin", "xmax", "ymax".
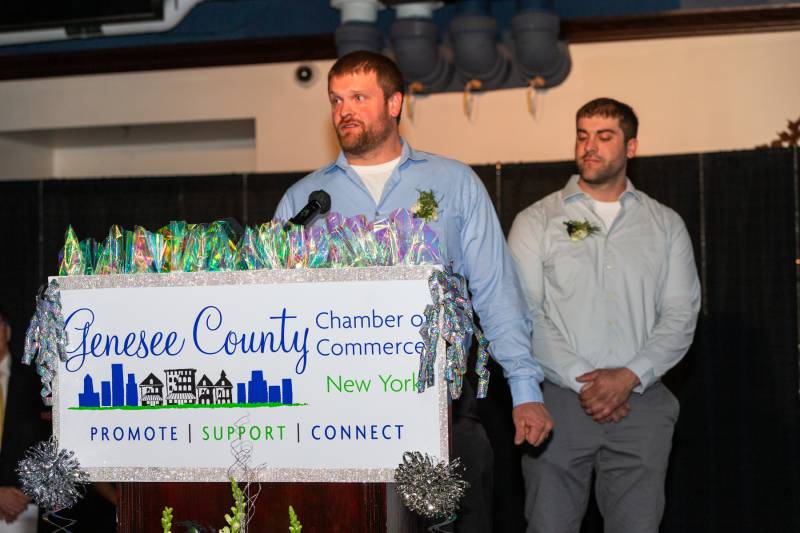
[
  {"xmin": 508, "ymin": 175, "xmax": 701, "ymax": 394},
  {"xmin": 275, "ymin": 140, "xmax": 545, "ymax": 405}
]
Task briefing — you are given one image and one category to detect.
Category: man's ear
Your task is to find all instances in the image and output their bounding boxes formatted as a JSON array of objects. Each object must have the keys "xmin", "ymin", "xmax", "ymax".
[
  {"xmin": 388, "ymin": 91, "xmax": 403, "ymax": 119},
  {"xmin": 626, "ymin": 138, "xmax": 638, "ymax": 159}
]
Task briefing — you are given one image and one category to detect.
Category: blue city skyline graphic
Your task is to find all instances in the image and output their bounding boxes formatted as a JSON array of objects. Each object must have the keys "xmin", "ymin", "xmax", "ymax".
[{"xmin": 76, "ymin": 363, "xmax": 296, "ymax": 409}]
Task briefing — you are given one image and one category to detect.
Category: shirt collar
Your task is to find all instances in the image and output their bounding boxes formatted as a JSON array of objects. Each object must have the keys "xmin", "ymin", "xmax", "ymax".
[
  {"xmin": 562, "ymin": 174, "xmax": 641, "ymax": 204},
  {"xmin": 322, "ymin": 137, "xmax": 427, "ymax": 175}
]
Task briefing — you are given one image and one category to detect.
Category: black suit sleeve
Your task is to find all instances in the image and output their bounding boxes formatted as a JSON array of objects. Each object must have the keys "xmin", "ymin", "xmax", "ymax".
[{"xmin": 0, "ymin": 358, "xmax": 51, "ymax": 488}]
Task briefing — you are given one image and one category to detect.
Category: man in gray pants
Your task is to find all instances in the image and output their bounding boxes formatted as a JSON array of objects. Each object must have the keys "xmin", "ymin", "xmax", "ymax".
[{"xmin": 508, "ymin": 98, "xmax": 701, "ymax": 533}]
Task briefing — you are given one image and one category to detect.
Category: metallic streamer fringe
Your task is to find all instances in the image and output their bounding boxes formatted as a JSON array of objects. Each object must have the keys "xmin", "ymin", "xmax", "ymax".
[
  {"xmin": 418, "ymin": 267, "xmax": 491, "ymax": 399},
  {"xmin": 23, "ymin": 279, "xmax": 68, "ymax": 405},
  {"xmin": 394, "ymin": 451, "xmax": 468, "ymax": 519}
]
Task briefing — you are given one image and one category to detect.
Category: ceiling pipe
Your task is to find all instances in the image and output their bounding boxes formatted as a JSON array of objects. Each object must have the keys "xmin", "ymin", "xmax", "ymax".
[
  {"xmin": 390, "ymin": 2, "xmax": 453, "ymax": 93},
  {"xmin": 0, "ymin": 0, "xmax": 204, "ymax": 47},
  {"xmin": 449, "ymin": 0, "xmax": 509, "ymax": 91},
  {"xmin": 332, "ymin": 0, "xmax": 385, "ymax": 56},
  {"xmin": 511, "ymin": 0, "xmax": 571, "ymax": 88}
]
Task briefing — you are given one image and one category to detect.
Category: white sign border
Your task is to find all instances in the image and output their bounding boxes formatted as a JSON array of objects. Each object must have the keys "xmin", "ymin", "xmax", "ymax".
[{"xmin": 52, "ymin": 265, "xmax": 449, "ymax": 483}]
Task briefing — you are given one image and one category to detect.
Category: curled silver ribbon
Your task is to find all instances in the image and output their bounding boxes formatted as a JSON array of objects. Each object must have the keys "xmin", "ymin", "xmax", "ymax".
[
  {"xmin": 227, "ymin": 414, "xmax": 263, "ymax": 533},
  {"xmin": 23, "ymin": 279, "xmax": 68, "ymax": 405},
  {"xmin": 418, "ymin": 266, "xmax": 491, "ymax": 399}
]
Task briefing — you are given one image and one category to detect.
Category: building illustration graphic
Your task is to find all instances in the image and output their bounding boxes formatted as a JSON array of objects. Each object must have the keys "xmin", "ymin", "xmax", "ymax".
[
  {"xmin": 197, "ymin": 371, "xmax": 234, "ymax": 405},
  {"xmin": 248, "ymin": 370, "xmax": 268, "ymax": 403},
  {"xmin": 77, "ymin": 364, "xmax": 296, "ymax": 409},
  {"xmin": 78, "ymin": 374, "xmax": 100, "ymax": 407},
  {"xmin": 214, "ymin": 371, "xmax": 234, "ymax": 404},
  {"xmin": 79, "ymin": 363, "xmax": 139, "ymax": 408},
  {"xmin": 165, "ymin": 368, "xmax": 196, "ymax": 405},
  {"xmin": 238, "ymin": 371, "xmax": 293, "ymax": 405},
  {"xmin": 139, "ymin": 373, "xmax": 164, "ymax": 407},
  {"xmin": 197, "ymin": 375, "xmax": 214, "ymax": 404}
]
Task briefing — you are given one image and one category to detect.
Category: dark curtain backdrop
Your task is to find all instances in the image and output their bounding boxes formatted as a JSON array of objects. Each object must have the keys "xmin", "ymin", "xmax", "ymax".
[{"xmin": 0, "ymin": 147, "xmax": 797, "ymax": 532}]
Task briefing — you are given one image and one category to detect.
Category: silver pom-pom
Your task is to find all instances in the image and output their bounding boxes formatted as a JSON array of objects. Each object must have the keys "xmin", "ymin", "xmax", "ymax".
[
  {"xmin": 394, "ymin": 451, "xmax": 469, "ymax": 519},
  {"xmin": 17, "ymin": 438, "xmax": 89, "ymax": 513}
]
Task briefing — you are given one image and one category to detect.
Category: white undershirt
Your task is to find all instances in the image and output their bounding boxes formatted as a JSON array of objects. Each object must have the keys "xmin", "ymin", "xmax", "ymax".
[
  {"xmin": 350, "ymin": 156, "xmax": 401, "ymax": 204},
  {"xmin": 593, "ymin": 200, "xmax": 622, "ymax": 230}
]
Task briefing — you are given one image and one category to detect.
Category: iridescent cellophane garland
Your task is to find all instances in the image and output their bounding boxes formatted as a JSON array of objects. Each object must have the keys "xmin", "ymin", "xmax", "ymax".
[
  {"xmin": 57, "ymin": 209, "xmax": 441, "ymax": 275},
  {"xmin": 22, "ymin": 280, "xmax": 68, "ymax": 405},
  {"xmin": 53, "ymin": 208, "xmax": 490, "ymax": 399},
  {"xmin": 417, "ymin": 267, "xmax": 492, "ymax": 399}
]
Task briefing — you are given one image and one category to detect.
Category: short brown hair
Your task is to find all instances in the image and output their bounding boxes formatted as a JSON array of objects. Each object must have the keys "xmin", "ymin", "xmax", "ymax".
[
  {"xmin": 576, "ymin": 98, "xmax": 638, "ymax": 142},
  {"xmin": 328, "ymin": 51, "xmax": 405, "ymax": 123}
]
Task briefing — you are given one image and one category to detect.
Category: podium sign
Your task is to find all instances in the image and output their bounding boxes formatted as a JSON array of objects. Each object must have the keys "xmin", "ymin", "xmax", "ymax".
[{"xmin": 53, "ymin": 266, "xmax": 447, "ymax": 482}]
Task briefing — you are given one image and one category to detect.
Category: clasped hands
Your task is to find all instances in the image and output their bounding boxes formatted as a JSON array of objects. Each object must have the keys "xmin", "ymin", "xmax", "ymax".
[
  {"xmin": 509, "ymin": 367, "xmax": 639, "ymax": 446},
  {"xmin": 576, "ymin": 367, "xmax": 640, "ymax": 424}
]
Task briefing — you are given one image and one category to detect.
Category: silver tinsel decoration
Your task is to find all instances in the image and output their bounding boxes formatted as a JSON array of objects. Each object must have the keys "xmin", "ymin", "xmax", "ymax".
[
  {"xmin": 23, "ymin": 280, "xmax": 68, "ymax": 405},
  {"xmin": 394, "ymin": 452, "xmax": 469, "ymax": 519},
  {"xmin": 17, "ymin": 438, "xmax": 89, "ymax": 513},
  {"xmin": 418, "ymin": 266, "xmax": 491, "ymax": 400}
]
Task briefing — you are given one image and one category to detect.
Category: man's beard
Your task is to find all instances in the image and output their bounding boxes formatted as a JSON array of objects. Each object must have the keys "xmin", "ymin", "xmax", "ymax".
[
  {"xmin": 336, "ymin": 115, "xmax": 394, "ymax": 157},
  {"xmin": 577, "ymin": 157, "xmax": 626, "ymax": 186}
]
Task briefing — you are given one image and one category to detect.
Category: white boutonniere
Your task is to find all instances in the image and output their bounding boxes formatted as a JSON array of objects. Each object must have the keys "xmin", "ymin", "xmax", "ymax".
[
  {"xmin": 412, "ymin": 189, "xmax": 439, "ymax": 222},
  {"xmin": 563, "ymin": 219, "xmax": 600, "ymax": 241}
]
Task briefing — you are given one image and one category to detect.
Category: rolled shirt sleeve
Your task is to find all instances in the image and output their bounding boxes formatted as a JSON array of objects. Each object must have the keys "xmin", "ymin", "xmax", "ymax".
[{"xmin": 459, "ymin": 170, "xmax": 545, "ymax": 405}]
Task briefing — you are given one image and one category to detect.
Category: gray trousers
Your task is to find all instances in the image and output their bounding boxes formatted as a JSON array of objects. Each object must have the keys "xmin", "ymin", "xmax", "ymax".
[{"xmin": 522, "ymin": 381, "xmax": 679, "ymax": 533}]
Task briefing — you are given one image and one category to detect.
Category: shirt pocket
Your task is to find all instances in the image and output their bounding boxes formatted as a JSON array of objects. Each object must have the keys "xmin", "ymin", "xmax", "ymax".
[{"xmin": 542, "ymin": 249, "xmax": 584, "ymax": 299}]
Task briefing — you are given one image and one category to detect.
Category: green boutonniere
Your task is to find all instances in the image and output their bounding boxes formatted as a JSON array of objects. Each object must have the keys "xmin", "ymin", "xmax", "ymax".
[
  {"xmin": 412, "ymin": 189, "xmax": 439, "ymax": 222},
  {"xmin": 563, "ymin": 219, "xmax": 600, "ymax": 241}
]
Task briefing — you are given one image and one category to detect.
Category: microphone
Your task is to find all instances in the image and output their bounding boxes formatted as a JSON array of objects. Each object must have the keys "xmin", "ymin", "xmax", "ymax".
[{"xmin": 284, "ymin": 190, "xmax": 331, "ymax": 230}]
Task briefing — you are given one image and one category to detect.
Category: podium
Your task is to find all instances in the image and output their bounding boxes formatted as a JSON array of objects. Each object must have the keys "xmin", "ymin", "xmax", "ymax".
[
  {"xmin": 50, "ymin": 267, "xmax": 447, "ymax": 532},
  {"xmin": 118, "ymin": 482, "xmax": 423, "ymax": 532}
]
